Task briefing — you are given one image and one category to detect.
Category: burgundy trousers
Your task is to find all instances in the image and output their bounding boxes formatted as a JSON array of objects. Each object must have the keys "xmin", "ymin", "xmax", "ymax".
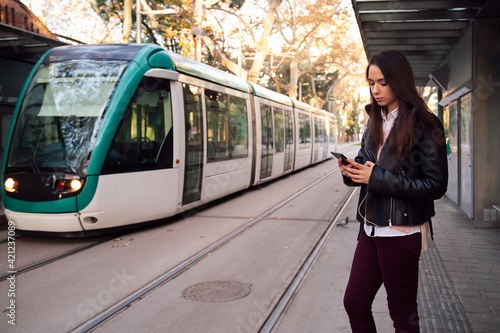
[{"xmin": 343, "ymin": 229, "xmax": 422, "ymax": 333}]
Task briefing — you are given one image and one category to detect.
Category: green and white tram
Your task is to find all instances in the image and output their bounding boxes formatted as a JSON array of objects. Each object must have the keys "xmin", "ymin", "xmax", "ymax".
[{"xmin": 1, "ymin": 44, "xmax": 337, "ymax": 236}]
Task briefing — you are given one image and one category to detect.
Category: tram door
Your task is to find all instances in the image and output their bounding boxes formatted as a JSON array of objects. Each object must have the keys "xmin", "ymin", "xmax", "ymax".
[
  {"xmin": 260, "ymin": 104, "xmax": 273, "ymax": 179},
  {"xmin": 284, "ymin": 109, "xmax": 294, "ymax": 172},
  {"xmin": 182, "ymin": 84, "xmax": 204, "ymax": 205}
]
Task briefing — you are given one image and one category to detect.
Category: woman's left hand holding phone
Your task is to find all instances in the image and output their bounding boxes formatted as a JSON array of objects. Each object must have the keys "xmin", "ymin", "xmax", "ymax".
[{"xmin": 342, "ymin": 159, "xmax": 375, "ymax": 184}]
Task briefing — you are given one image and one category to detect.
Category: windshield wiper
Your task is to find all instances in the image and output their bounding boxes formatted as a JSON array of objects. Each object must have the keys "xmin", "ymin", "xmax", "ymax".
[{"xmin": 27, "ymin": 158, "xmax": 41, "ymax": 174}]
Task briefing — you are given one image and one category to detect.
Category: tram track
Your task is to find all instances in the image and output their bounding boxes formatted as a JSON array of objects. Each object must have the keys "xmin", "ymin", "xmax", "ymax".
[
  {"xmin": 72, "ymin": 146, "xmax": 361, "ymax": 332},
  {"xmin": 0, "ymin": 236, "xmax": 116, "ymax": 281},
  {"xmin": 71, "ymin": 166, "xmax": 348, "ymax": 333},
  {"xmin": 259, "ymin": 187, "xmax": 357, "ymax": 333}
]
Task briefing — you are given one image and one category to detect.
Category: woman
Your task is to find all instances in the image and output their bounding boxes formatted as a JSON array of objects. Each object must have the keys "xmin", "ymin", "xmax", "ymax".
[{"xmin": 338, "ymin": 50, "xmax": 448, "ymax": 332}]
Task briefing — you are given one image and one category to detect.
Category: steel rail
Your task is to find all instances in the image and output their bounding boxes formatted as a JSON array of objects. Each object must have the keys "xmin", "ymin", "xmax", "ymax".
[
  {"xmin": 72, "ymin": 168, "xmax": 340, "ymax": 333},
  {"xmin": 0, "ymin": 237, "xmax": 114, "ymax": 281},
  {"xmin": 259, "ymin": 187, "xmax": 358, "ymax": 333}
]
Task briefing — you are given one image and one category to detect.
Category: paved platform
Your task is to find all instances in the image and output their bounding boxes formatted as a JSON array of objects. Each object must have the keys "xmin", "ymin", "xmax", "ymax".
[
  {"xmin": 426, "ymin": 197, "xmax": 500, "ymax": 332},
  {"xmin": 333, "ymin": 193, "xmax": 500, "ymax": 333}
]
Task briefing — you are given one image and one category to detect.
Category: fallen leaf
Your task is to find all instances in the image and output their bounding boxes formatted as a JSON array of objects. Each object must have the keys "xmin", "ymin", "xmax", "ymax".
[
  {"xmin": 112, "ymin": 244, "xmax": 118, "ymax": 248},
  {"xmin": 114, "ymin": 238, "xmax": 121, "ymax": 242},
  {"xmin": 123, "ymin": 242, "xmax": 130, "ymax": 247}
]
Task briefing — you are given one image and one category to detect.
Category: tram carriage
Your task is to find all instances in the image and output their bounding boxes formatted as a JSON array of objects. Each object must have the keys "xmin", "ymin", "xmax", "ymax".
[{"xmin": 1, "ymin": 44, "xmax": 337, "ymax": 236}]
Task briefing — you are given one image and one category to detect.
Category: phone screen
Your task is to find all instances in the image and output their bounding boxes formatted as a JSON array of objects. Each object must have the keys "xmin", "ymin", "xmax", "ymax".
[{"xmin": 330, "ymin": 151, "xmax": 349, "ymax": 165}]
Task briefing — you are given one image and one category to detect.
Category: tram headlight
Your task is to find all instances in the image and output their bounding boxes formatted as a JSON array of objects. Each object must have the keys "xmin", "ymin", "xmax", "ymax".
[
  {"xmin": 4, "ymin": 178, "xmax": 18, "ymax": 192},
  {"xmin": 54, "ymin": 177, "xmax": 84, "ymax": 193},
  {"xmin": 70, "ymin": 179, "xmax": 82, "ymax": 191}
]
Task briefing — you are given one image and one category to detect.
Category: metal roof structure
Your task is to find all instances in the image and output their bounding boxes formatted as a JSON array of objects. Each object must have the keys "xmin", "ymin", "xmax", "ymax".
[
  {"xmin": 351, "ymin": 0, "xmax": 499, "ymax": 86},
  {"xmin": 0, "ymin": 22, "xmax": 67, "ymax": 63}
]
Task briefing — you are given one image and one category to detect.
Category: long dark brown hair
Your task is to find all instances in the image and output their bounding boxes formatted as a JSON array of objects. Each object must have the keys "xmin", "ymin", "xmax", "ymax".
[{"xmin": 366, "ymin": 50, "xmax": 440, "ymax": 157}]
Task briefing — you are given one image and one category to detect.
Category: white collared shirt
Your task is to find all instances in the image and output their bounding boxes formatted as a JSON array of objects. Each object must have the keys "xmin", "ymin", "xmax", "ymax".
[{"xmin": 382, "ymin": 107, "xmax": 399, "ymax": 133}]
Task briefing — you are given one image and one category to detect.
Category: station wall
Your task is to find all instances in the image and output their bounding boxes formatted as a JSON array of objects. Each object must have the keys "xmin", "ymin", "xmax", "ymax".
[
  {"xmin": 440, "ymin": 18, "xmax": 500, "ymax": 228},
  {"xmin": 474, "ymin": 18, "xmax": 500, "ymax": 227}
]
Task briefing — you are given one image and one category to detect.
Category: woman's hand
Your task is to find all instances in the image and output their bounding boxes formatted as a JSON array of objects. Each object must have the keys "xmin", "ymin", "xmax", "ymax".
[
  {"xmin": 338, "ymin": 158, "xmax": 355, "ymax": 176},
  {"xmin": 343, "ymin": 159, "xmax": 375, "ymax": 184}
]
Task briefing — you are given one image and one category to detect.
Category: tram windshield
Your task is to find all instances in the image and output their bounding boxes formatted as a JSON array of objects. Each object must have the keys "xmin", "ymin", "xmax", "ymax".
[{"xmin": 6, "ymin": 60, "xmax": 129, "ymax": 175}]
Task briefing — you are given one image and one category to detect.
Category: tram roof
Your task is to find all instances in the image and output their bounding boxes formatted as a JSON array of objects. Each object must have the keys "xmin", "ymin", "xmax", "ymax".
[
  {"xmin": 248, "ymin": 82, "xmax": 293, "ymax": 106},
  {"xmin": 290, "ymin": 99, "xmax": 334, "ymax": 118},
  {"xmin": 291, "ymin": 99, "xmax": 314, "ymax": 112},
  {"xmin": 166, "ymin": 50, "xmax": 250, "ymax": 93},
  {"xmin": 41, "ymin": 44, "xmax": 147, "ymax": 63}
]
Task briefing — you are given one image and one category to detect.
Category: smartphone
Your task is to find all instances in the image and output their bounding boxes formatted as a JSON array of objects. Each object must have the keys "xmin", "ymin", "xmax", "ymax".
[{"xmin": 330, "ymin": 151, "xmax": 349, "ymax": 165}]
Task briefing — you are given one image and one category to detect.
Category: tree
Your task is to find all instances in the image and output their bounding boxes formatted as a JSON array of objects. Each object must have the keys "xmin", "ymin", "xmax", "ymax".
[
  {"xmin": 27, "ymin": 0, "xmax": 368, "ymax": 121},
  {"xmin": 246, "ymin": 0, "xmax": 283, "ymax": 82},
  {"xmin": 122, "ymin": 0, "xmax": 132, "ymax": 42},
  {"xmin": 269, "ymin": 0, "xmax": 365, "ymax": 107},
  {"xmin": 24, "ymin": 0, "xmax": 118, "ymax": 43}
]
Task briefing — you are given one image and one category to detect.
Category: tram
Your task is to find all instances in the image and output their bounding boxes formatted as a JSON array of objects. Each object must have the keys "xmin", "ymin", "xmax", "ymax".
[{"xmin": 1, "ymin": 44, "xmax": 337, "ymax": 237}]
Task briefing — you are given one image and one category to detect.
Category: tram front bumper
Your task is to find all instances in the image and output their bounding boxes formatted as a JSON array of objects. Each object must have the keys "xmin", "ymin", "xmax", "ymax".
[{"xmin": 4, "ymin": 209, "xmax": 83, "ymax": 233}]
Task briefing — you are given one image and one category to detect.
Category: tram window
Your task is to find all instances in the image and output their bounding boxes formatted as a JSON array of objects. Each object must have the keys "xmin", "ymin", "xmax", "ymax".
[
  {"xmin": 183, "ymin": 83, "xmax": 204, "ymax": 203},
  {"xmin": 284, "ymin": 109, "xmax": 294, "ymax": 172},
  {"xmin": 229, "ymin": 96, "xmax": 248, "ymax": 158},
  {"xmin": 260, "ymin": 104, "xmax": 273, "ymax": 179},
  {"xmin": 205, "ymin": 90, "xmax": 248, "ymax": 161},
  {"xmin": 329, "ymin": 121, "xmax": 336, "ymax": 145},
  {"xmin": 103, "ymin": 77, "xmax": 173, "ymax": 173},
  {"xmin": 206, "ymin": 90, "xmax": 229, "ymax": 161},
  {"xmin": 6, "ymin": 60, "xmax": 128, "ymax": 174},
  {"xmin": 315, "ymin": 118, "xmax": 326, "ymax": 143},
  {"xmin": 274, "ymin": 108, "xmax": 284, "ymax": 152},
  {"xmin": 284, "ymin": 109, "xmax": 294, "ymax": 146},
  {"xmin": 298, "ymin": 113, "xmax": 311, "ymax": 149}
]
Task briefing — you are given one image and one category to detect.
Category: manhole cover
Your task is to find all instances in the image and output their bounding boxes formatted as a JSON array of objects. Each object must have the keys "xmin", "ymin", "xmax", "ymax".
[{"xmin": 183, "ymin": 281, "xmax": 251, "ymax": 303}]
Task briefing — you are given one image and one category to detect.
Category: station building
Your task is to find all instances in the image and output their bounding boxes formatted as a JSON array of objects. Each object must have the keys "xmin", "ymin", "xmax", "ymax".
[
  {"xmin": 351, "ymin": 0, "xmax": 500, "ymax": 228},
  {"xmin": 0, "ymin": 0, "xmax": 66, "ymax": 166}
]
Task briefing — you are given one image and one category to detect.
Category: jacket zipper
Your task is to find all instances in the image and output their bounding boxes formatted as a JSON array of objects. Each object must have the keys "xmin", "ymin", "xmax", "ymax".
[{"xmin": 388, "ymin": 197, "xmax": 393, "ymax": 226}]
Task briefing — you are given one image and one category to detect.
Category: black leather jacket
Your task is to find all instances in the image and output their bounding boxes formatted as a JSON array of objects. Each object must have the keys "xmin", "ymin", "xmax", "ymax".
[{"xmin": 344, "ymin": 113, "xmax": 448, "ymax": 235}]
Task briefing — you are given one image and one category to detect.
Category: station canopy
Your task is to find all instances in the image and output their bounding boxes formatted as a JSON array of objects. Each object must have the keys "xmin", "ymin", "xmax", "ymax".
[
  {"xmin": 0, "ymin": 22, "xmax": 67, "ymax": 64},
  {"xmin": 351, "ymin": 0, "xmax": 496, "ymax": 86}
]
